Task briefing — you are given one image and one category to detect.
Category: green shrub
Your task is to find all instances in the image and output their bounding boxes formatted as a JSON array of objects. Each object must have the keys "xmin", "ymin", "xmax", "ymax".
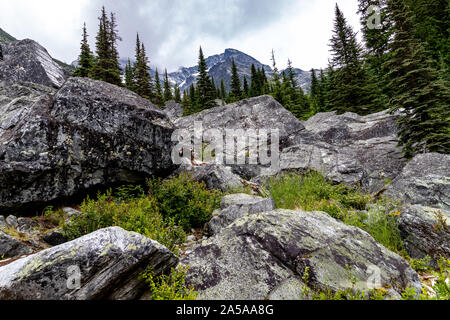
[
  {"xmin": 266, "ymin": 171, "xmax": 371, "ymax": 216},
  {"xmin": 148, "ymin": 173, "xmax": 222, "ymax": 231},
  {"xmin": 61, "ymin": 191, "xmax": 186, "ymax": 253},
  {"xmin": 141, "ymin": 266, "xmax": 198, "ymax": 300},
  {"xmin": 266, "ymin": 172, "xmax": 405, "ymax": 255}
]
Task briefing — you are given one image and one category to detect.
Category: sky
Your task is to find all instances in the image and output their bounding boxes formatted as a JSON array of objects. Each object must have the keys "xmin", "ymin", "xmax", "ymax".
[{"xmin": 0, "ymin": 0, "xmax": 363, "ymax": 71}]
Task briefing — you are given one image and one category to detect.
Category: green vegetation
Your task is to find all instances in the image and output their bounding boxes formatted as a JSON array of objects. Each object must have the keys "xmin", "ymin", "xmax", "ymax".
[
  {"xmin": 265, "ymin": 171, "xmax": 404, "ymax": 254},
  {"xmin": 59, "ymin": 173, "xmax": 221, "ymax": 253},
  {"xmin": 140, "ymin": 266, "xmax": 198, "ymax": 300},
  {"xmin": 61, "ymin": 191, "xmax": 186, "ymax": 253},
  {"xmin": 148, "ymin": 173, "xmax": 222, "ymax": 231}
]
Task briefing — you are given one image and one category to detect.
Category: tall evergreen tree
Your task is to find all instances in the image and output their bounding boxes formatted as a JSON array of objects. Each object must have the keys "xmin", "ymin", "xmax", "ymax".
[
  {"xmin": 243, "ymin": 76, "xmax": 249, "ymax": 98},
  {"xmin": 174, "ymin": 84, "xmax": 182, "ymax": 103},
  {"xmin": 124, "ymin": 58, "xmax": 135, "ymax": 91},
  {"xmin": 133, "ymin": 35, "xmax": 153, "ymax": 100},
  {"xmin": 196, "ymin": 47, "xmax": 217, "ymax": 111},
  {"xmin": 383, "ymin": 0, "xmax": 450, "ymax": 156},
  {"xmin": 153, "ymin": 68, "xmax": 164, "ymax": 106},
  {"xmin": 91, "ymin": 7, "xmax": 121, "ymax": 86},
  {"xmin": 229, "ymin": 58, "xmax": 242, "ymax": 102},
  {"xmin": 73, "ymin": 23, "xmax": 94, "ymax": 77},
  {"xmin": 249, "ymin": 64, "xmax": 260, "ymax": 97},
  {"xmin": 270, "ymin": 50, "xmax": 283, "ymax": 103},
  {"xmin": 328, "ymin": 4, "xmax": 382, "ymax": 115},
  {"xmin": 220, "ymin": 79, "xmax": 227, "ymax": 101},
  {"xmin": 163, "ymin": 68, "xmax": 173, "ymax": 102}
]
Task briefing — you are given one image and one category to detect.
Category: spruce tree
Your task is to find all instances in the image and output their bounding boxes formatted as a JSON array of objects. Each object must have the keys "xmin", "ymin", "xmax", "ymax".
[
  {"xmin": 196, "ymin": 47, "xmax": 217, "ymax": 111},
  {"xmin": 73, "ymin": 23, "xmax": 94, "ymax": 77},
  {"xmin": 383, "ymin": 0, "xmax": 450, "ymax": 156},
  {"xmin": 153, "ymin": 69, "xmax": 164, "ymax": 107},
  {"xmin": 124, "ymin": 59, "xmax": 135, "ymax": 91},
  {"xmin": 328, "ymin": 4, "xmax": 382, "ymax": 115},
  {"xmin": 91, "ymin": 7, "xmax": 121, "ymax": 86},
  {"xmin": 243, "ymin": 76, "xmax": 249, "ymax": 98},
  {"xmin": 163, "ymin": 69, "xmax": 173, "ymax": 102},
  {"xmin": 174, "ymin": 84, "xmax": 181, "ymax": 103},
  {"xmin": 270, "ymin": 50, "xmax": 283, "ymax": 103},
  {"xmin": 220, "ymin": 79, "xmax": 227, "ymax": 102},
  {"xmin": 133, "ymin": 35, "xmax": 153, "ymax": 100},
  {"xmin": 229, "ymin": 58, "xmax": 242, "ymax": 102}
]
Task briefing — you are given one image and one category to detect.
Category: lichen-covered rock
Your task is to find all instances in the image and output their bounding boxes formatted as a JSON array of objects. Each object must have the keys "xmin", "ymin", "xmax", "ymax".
[
  {"xmin": 42, "ymin": 228, "xmax": 68, "ymax": 246},
  {"xmin": 181, "ymin": 163, "xmax": 245, "ymax": 192},
  {"xmin": 163, "ymin": 101, "xmax": 184, "ymax": 121},
  {"xmin": 0, "ymin": 78, "xmax": 175, "ymax": 214},
  {"xmin": 0, "ymin": 231, "xmax": 33, "ymax": 259},
  {"xmin": 207, "ymin": 193, "xmax": 274, "ymax": 236},
  {"xmin": 275, "ymin": 110, "xmax": 406, "ymax": 193},
  {"xmin": 0, "ymin": 227, "xmax": 178, "ymax": 300},
  {"xmin": 0, "ymin": 39, "xmax": 68, "ymax": 88},
  {"xmin": 397, "ymin": 205, "xmax": 450, "ymax": 263},
  {"xmin": 181, "ymin": 209, "xmax": 421, "ymax": 300},
  {"xmin": 0, "ymin": 216, "xmax": 6, "ymax": 230},
  {"xmin": 385, "ymin": 153, "xmax": 450, "ymax": 210}
]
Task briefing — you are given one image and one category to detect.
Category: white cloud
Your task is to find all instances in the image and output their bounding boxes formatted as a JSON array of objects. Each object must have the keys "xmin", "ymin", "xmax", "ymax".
[{"xmin": 0, "ymin": 0, "xmax": 363, "ymax": 70}]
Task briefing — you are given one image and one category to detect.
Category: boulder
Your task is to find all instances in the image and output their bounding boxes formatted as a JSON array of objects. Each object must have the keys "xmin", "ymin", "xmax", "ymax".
[
  {"xmin": 5, "ymin": 216, "xmax": 17, "ymax": 229},
  {"xmin": 385, "ymin": 153, "xmax": 450, "ymax": 210},
  {"xmin": 276, "ymin": 110, "xmax": 406, "ymax": 193},
  {"xmin": 397, "ymin": 205, "xmax": 450, "ymax": 263},
  {"xmin": 0, "ymin": 78, "xmax": 175, "ymax": 214},
  {"xmin": 181, "ymin": 209, "xmax": 421, "ymax": 300},
  {"xmin": 42, "ymin": 228, "xmax": 68, "ymax": 246},
  {"xmin": 16, "ymin": 218, "xmax": 39, "ymax": 235},
  {"xmin": 207, "ymin": 193, "xmax": 274, "ymax": 236},
  {"xmin": 182, "ymin": 163, "xmax": 245, "ymax": 192},
  {"xmin": 0, "ymin": 231, "xmax": 33, "ymax": 259},
  {"xmin": 0, "ymin": 39, "xmax": 68, "ymax": 88},
  {"xmin": 0, "ymin": 227, "xmax": 178, "ymax": 300},
  {"xmin": 163, "ymin": 101, "xmax": 184, "ymax": 121},
  {"xmin": 0, "ymin": 216, "xmax": 6, "ymax": 230}
]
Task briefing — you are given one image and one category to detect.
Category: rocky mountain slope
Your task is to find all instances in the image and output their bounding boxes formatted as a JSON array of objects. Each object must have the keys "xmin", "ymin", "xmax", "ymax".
[
  {"xmin": 0, "ymin": 35, "xmax": 448, "ymax": 301},
  {"xmin": 0, "ymin": 28, "xmax": 16, "ymax": 43}
]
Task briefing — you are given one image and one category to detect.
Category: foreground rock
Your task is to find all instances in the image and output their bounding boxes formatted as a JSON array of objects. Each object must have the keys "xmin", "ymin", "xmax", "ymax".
[
  {"xmin": 385, "ymin": 153, "xmax": 450, "ymax": 210},
  {"xmin": 0, "ymin": 39, "xmax": 68, "ymax": 88},
  {"xmin": 182, "ymin": 210, "xmax": 421, "ymax": 300},
  {"xmin": 0, "ymin": 231, "xmax": 34, "ymax": 259},
  {"xmin": 383, "ymin": 153, "xmax": 450, "ymax": 262},
  {"xmin": 0, "ymin": 227, "xmax": 178, "ymax": 300},
  {"xmin": 397, "ymin": 205, "xmax": 449, "ymax": 263},
  {"xmin": 207, "ymin": 193, "xmax": 274, "ymax": 236},
  {"xmin": 0, "ymin": 78, "xmax": 175, "ymax": 213}
]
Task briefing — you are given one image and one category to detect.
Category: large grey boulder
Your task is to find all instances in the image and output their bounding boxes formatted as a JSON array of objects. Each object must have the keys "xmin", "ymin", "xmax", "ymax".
[
  {"xmin": 384, "ymin": 153, "xmax": 450, "ymax": 262},
  {"xmin": 0, "ymin": 231, "xmax": 33, "ymax": 259},
  {"xmin": 0, "ymin": 78, "xmax": 175, "ymax": 213},
  {"xmin": 397, "ymin": 205, "xmax": 449, "ymax": 263},
  {"xmin": 181, "ymin": 210, "xmax": 421, "ymax": 300},
  {"xmin": 0, "ymin": 39, "xmax": 68, "ymax": 88},
  {"xmin": 164, "ymin": 101, "xmax": 184, "ymax": 121},
  {"xmin": 385, "ymin": 153, "xmax": 450, "ymax": 210},
  {"xmin": 207, "ymin": 193, "xmax": 274, "ymax": 236},
  {"xmin": 0, "ymin": 227, "xmax": 178, "ymax": 300},
  {"xmin": 276, "ymin": 110, "xmax": 406, "ymax": 193}
]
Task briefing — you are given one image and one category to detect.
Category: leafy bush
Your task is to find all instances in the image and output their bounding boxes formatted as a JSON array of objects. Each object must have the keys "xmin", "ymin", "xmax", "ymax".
[
  {"xmin": 61, "ymin": 191, "xmax": 186, "ymax": 253},
  {"xmin": 141, "ymin": 266, "xmax": 198, "ymax": 300},
  {"xmin": 148, "ymin": 173, "xmax": 222, "ymax": 231}
]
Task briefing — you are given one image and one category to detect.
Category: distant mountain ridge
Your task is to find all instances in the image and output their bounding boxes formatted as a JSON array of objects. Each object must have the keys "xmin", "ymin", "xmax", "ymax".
[{"xmin": 109, "ymin": 49, "xmax": 314, "ymax": 93}]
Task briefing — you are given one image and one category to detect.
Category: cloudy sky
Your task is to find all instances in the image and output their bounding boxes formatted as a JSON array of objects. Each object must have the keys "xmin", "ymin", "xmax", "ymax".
[{"xmin": 0, "ymin": 0, "xmax": 362, "ymax": 71}]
